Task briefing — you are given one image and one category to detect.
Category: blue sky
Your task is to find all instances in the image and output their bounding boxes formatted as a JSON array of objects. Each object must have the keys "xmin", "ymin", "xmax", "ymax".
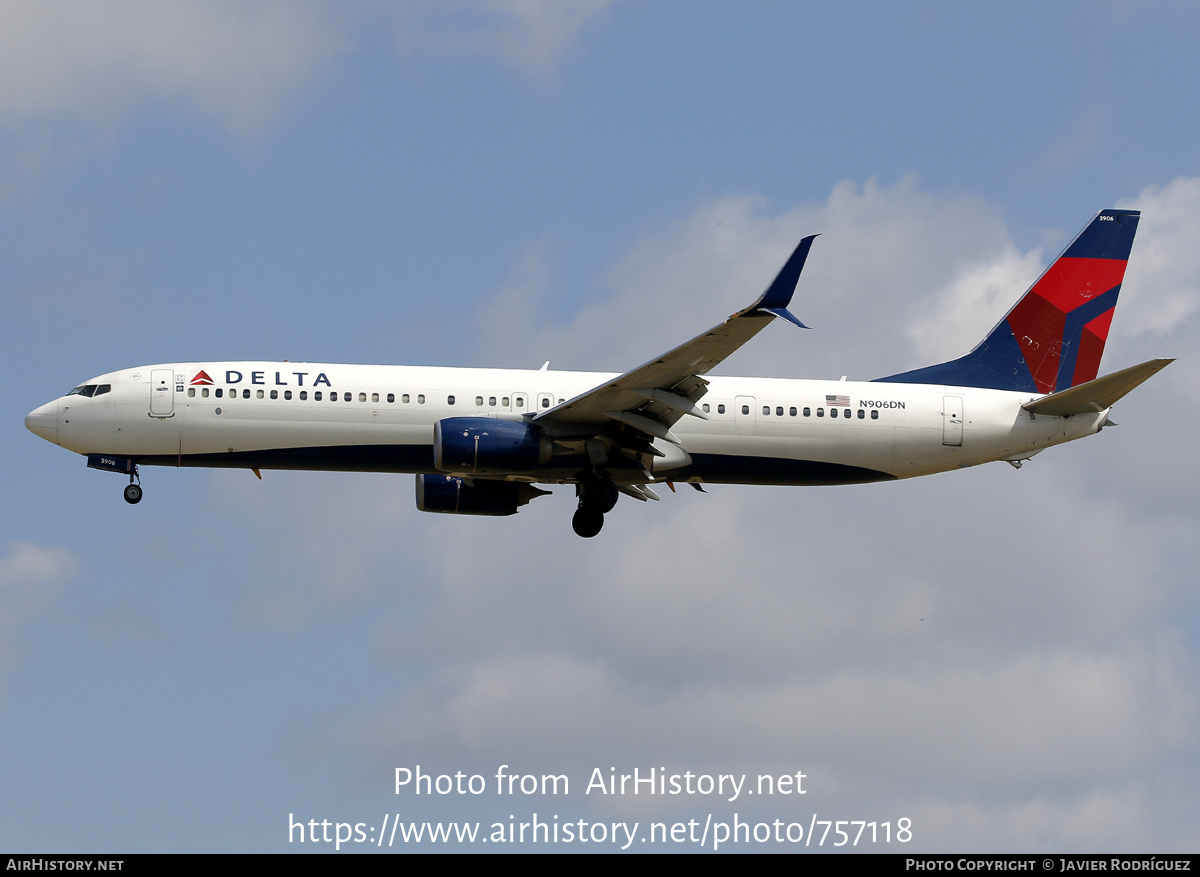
[{"xmin": 3, "ymin": 0, "xmax": 1199, "ymax": 852}]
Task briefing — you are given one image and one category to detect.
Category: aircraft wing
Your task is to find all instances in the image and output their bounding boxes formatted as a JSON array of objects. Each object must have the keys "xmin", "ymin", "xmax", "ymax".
[{"xmin": 533, "ymin": 235, "xmax": 818, "ymax": 444}]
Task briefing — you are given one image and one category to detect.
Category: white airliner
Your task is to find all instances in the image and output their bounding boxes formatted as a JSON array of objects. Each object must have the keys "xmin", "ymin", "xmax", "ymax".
[{"xmin": 26, "ymin": 210, "xmax": 1170, "ymax": 537}]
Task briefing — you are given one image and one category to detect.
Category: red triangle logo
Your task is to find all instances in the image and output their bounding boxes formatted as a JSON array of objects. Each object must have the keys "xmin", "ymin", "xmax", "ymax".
[{"xmin": 190, "ymin": 370, "xmax": 214, "ymax": 385}]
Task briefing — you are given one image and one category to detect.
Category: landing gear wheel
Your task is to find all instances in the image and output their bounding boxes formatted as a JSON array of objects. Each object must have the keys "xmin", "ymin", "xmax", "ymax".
[
  {"xmin": 578, "ymin": 477, "xmax": 618, "ymax": 513},
  {"xmin": 572, "ymin": 507, "xmax": 604, "ymax": 538},
  {"xmin": 123, "ymin": 483, "xmax": 143, "ymax": 505},
  {"xmin": 590, "ymin": 480, "xmax": 619, "ymax": 514}
]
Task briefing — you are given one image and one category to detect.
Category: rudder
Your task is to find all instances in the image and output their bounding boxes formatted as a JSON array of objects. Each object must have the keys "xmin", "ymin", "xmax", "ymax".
[{"xmin": 876, "ymin": 209, "xmax": 1140, "ymax": 393}]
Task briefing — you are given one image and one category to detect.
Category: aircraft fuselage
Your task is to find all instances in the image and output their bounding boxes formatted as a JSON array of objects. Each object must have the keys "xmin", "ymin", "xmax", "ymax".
[{"xmin": 27, "ymin": 361, "xmax": 1103, "ymax": 486}]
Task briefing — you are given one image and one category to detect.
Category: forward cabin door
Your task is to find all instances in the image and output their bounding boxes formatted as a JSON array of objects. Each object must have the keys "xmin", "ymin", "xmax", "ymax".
[
  {"xmin": 149, "ymin": 369, "xmax": 175, "ymax": 418},
  {"xmin": 942, "ymin": 395, "xmax": 963, "ymax": 446}
]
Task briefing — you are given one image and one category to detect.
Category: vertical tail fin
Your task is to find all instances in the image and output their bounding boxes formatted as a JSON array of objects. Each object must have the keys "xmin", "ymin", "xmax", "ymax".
[{"xmin": 876, "ymin": 209, "xmax": 1140, "ymax": 393}]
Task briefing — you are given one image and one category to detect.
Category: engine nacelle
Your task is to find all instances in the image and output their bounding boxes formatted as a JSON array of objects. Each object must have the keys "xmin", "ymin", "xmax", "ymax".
[
  {"xmin": 434, "ymin": 417, "xmax": 553, "ymax": 474},
  {"xmin": 415, "ymin": 474, "xmax": 549, "ymax": 516}
]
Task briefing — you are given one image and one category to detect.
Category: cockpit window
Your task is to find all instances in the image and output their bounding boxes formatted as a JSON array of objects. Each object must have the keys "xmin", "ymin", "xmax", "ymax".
[{"xmin": 66, "ymin": 383, "xmax": 111, "ymax": 398}]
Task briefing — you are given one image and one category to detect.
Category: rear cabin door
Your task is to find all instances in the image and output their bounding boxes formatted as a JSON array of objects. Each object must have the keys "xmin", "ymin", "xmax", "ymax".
[{"xmin": 942, "ymin": 395, "xmax": 963, "ymax": 446}]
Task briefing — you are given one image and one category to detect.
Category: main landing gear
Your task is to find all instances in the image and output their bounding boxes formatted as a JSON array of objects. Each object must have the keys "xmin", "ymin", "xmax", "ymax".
[
  {"xmin": 571, "ymin": 477, "xmax": 618, "ymax": 538},
  {"xmin": 123, "ymin": 468, "xmax": 142, "ymax": 505}
]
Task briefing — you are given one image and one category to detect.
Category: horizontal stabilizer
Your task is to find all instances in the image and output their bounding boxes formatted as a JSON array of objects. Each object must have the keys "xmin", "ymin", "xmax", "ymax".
[{"xmin": 1022, "ymin": 358, "xmax": 1173, "ymax": 417}]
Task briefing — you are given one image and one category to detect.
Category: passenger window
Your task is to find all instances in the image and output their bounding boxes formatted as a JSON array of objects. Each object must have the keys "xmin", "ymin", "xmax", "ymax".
[
  {"xmin": 803, "ymin": 407, "xmax": 810, "ymax": 416},
  {"xmin": 372, "ymin": 392, "xmax": 379, "ymax": 402},
  {"xmin": 702, "ymin": 403, "xmax": 710, "ymax": 413},
  {"xmin": 418, "ymin": 394, "xmax": 425, "ymax": 404},
  {"xmin": 359, "ymin": 392, "xmax": 367, "ymax": 402},
  {"xmin": 871, "ymin": 410, "xmax": 879, "ymax": 420},
  {"xmin": 515, "ymin": 397, "xmax": 524, "ymax": 408},
  {"xmin": 789, "ymin": 406, "xmax": 797, "ymax": 416},
  {"xmin": 476, "ymin": 396, "xmax": 484, "ymax": 406},
  {"xmin": 257, "ymin": 390, "xmax": 265, "ymax": 399},
  {"xmin": 541, "ymin": 398, "xmax": 550, "ymax": 408},
  {"xmin": 489, "ymin": 396, "xmax": 497, "ymax": 406},
  {"xmin": 857, "ymin": 409, "xmax": 864, "ymax": 419},
  {"xmin": 718, "ymin": 404, "xmax": 725, "ymax": 415},
  {"xmin": 776, "ymin": 406, "xmax": 784, "ymax": 416},
  {"xmin": 387, "ymin": 393, "xmax": 394, "ymax": 403},
  {"xmin": 502, "ymin": 397, "xmax": 510, "ymax": 406},
  {"xmin": 447, "ymin": 395, "xmax": 455, "ymax": 405},
  {"xmin": 284, "ymin": 391, "xmax": 292, "ymax": 400},
  {"xmin": 315, "ymin": 391, "xmax": 322, "ymax": 401},
  {"xmin": 215, "ymin": 388, "xmax": 223, "ymax": 398},
  {"xmin": 843, "ymin": 408, "xmax": 851, "ymax": 418},
  {"xmin": 201, "ymin": 388, "xmax": 209, "ymax": 398},
  {"xmin": 817, "ymin": 408, "xmax": 824, "ymax": 417},
  {"xmin": 243, "ymin": 389, "xmax": 250, "ymax": 399},
  {"xmin": 270, "ymin": 390, "xmax": 278, "ymax": 399},
  {"xmin": 187, "ymin": 387, "xmax": 195, "ymax": 397},
  {"xmin": 300, "ymin": 391, "xmax": 308, "ymax": 400},
  {"xmin": 344, "ymin": 392, "xmax": 352, "ymax": 402},
  {"xmin": 741, "ymin": 405, "xmax": 749, "ymax": 415},
  {"xmin": 763, "ymin": 406, "xmax": 770, "ymax": 415},
  {"xmin": 402, "ymin": 394, "xmax": 410, "ymax": 403}
]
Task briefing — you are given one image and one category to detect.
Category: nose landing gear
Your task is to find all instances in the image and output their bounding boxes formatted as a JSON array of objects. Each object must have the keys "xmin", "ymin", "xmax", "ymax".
[
  {"xmin": 123, "ymin": 468, "xmax": 142, "ymax": 504},
  {"xmin": 86, "ymin": 455, "xmax": 143, "ymax": 504}
]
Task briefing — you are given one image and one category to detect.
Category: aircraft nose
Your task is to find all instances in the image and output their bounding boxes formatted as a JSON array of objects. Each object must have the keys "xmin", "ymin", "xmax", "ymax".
[{"xmin": 25, "ymin": 401, "xmax": 59, "ymax": 445}]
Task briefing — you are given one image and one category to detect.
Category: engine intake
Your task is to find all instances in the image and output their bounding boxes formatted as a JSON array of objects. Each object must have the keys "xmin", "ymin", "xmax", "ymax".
[
  {"xmin": 415, "ymin": 474, "xmax": 549, "ymax": 516},
  {"xmin": 434, "ymin": 417, "xmax": 552, "ymax": 474}
]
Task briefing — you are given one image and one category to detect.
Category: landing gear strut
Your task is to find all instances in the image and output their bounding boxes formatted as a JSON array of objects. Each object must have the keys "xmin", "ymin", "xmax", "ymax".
[
  {"xmin": 123, "ymin": 468, "xmax": 142, "ymax": 505},
  {"xmin": 571, "ymin": 477, "xmax": 618, "ymax": 538}
]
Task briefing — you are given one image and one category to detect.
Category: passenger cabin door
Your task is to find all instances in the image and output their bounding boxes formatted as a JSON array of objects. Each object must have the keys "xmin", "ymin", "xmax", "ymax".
[
  {"xmin": 149, "ymin": 369, "xmax": 175, "ymax": 418},
  {"xmin": 942, "ymin": 395, "xmax": 963, "ymax": 446}
]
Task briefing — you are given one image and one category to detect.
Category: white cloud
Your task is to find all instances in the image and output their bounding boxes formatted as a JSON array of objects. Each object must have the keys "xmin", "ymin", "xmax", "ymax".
[
  {"xmin": 1117, "ymin": 176, "xmax": 1200, "ymax": 338},
  {"xmin": 0, "ymin": 0, "xmax": 612, "ymax": 135},
  {"xmin": 0, "ymin": 1, "xmax": 346, "ymax": 135},
  {"xmin": 0, "ymin": 0, "xmax": 610, "ymax": 196},
  {"xmin": 385, "ymin": 0, "xmax": 614, "ymax": 76}
]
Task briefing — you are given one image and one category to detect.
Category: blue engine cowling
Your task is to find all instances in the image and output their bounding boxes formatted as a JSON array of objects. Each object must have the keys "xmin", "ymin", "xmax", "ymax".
[
  {"xmin": 434, "ymin": 417, "xmax": 552, "ymax": 474},
  {"xmin": 415, "ymin": 474, "xmax": 549, "ymax": 516}
]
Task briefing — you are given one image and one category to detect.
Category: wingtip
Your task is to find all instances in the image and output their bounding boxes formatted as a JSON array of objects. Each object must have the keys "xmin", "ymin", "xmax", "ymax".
[{"xmin": 750, "ymin": 233, "xmax": 820, "ymax": 317}]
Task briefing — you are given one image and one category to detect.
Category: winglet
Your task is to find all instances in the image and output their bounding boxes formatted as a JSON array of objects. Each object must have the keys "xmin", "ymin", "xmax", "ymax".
[{"xmin": 743, "ymin": 234, "xmax": 818, "ymax": 328}]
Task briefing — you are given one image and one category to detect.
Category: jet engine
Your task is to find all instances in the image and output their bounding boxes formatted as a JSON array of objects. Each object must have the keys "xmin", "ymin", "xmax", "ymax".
[
  {"xmin": 433, "ymin": 417, "xmax": 553, "ymax": 474},
  {"xmin": 415, "ymin": 474, "xmax": 549, "ymax": 516}
]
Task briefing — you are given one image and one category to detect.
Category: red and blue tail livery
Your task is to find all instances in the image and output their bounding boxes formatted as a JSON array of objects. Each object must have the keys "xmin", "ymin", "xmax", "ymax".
[
  {"xmin": 877, "ymin": 209, "xmax": 1140, "ymax": 393},
  {"xmin": 26, "ymin": 209, "xmax": 1170, "ymax": 537}
]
